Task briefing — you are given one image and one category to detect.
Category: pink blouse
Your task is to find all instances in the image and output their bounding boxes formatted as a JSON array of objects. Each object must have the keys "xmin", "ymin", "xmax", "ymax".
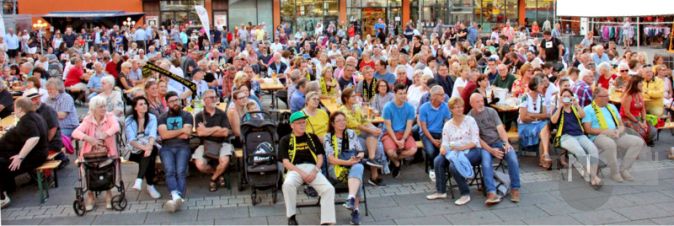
[{"xmin": 73, "ymin": 112, "xmax": 121, "ymax": 158}]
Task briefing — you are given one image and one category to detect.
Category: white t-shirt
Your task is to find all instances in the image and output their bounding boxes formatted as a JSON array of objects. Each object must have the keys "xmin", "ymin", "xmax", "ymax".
[
  {"xmin": 518, "ymin": 92, "xmax": 545, "ymax": 123},
  {"xmin": 406, "ymin": 84, "xmax": 427, "ymax": 112},
  {"xmin": 544, "ymin": 83, "xmax": 559, "ymax": 115},
  {"xmin": 451, "ymin": 77, "xmax": 467, "ymax": 98}
]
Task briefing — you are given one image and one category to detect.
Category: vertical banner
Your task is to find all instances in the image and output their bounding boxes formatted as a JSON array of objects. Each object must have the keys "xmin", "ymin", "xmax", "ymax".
[
  {"xmin": 0, "ymin": 16, "xmax": 6, "ymax": 38},
  {"xmin": 195, "ymin": 5, "xmax": 211, "ymax": 41},
  {"xmin": 579, "ymin": 17, "xmax": 589, "ymax": 36}
]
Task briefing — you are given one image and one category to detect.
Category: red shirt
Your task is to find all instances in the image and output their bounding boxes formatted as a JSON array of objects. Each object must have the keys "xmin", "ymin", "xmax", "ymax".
[
  {"xmin": 359, "ymin": 60, "xmax": 375, "ymax": 71},
  {"xmin": 597, "ymin": 74, "xmax": 617, "ymax": 90},
  {"xmin": 64, "ymin": 65, "xmax": 84, "ymax": 87},
  {"xmin": 460, "ymin": 81, "xmax": 478, "ymax": 114},
  {"xmin": 105, "ymin": 61, "xmax": 119, "ymax": 78}
]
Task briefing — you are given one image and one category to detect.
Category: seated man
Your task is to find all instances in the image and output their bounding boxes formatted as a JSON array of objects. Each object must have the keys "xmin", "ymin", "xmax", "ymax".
[
  {"xmin": 25, "ymin": 89, "xmax": 66, "ymax": 166},
  {"xmin": 289, "ymin": 79, "xmax": 307, "ymax": 113},
  {"xmin": 157, "ymin": 91, "xmax": 193, "ymax": 213},
  {"xmin": 0, "ymin": 79, "xmax": 14, "ymax": 119},
  {"xmin": 194, "ymin": 90, "xmax": 233, "ymax": 192},
  {"xmin": 468, "ymin": 93, "xmax": 521, "ymax": 205},
  {"xmin": 382, "ymin": 83, "xmax": 418, "ymax": 178},
  {"xmin": 0, "ymin": 97, "xmax": 49, "ymax": 208},
  {"xmin": 418, "ymin": 85, "xmax": 452, "ymax": 181},
  {"xmin": 582, "ymin": 87, "xmax": 643, "ymax": 182},
  {"xmin": 280, "ymin": 111, "xmax": 335, "ymax": 225}
]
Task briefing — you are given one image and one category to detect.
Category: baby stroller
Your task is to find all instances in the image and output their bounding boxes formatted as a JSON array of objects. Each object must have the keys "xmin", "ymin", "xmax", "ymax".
[
  {"xmin": 72, "ymin": 132, "xmax": 127, "ymax": 216},
  {"xmin": 240, "ymin": 111, "xmax": 282, "ymax": 205}
]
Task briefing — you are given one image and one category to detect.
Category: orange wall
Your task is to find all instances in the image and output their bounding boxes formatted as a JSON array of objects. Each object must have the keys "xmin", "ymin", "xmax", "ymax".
[
  {"xmin": 20, "ymin": 0, "xmax": 144, "ymax": 25},
  {"xmin": 273, "ymin": 0, "xmax": 281, "ymax": 32},
  {"xmin": 402, "ymin": 0, "xmax": 409, "ymax": 28}
]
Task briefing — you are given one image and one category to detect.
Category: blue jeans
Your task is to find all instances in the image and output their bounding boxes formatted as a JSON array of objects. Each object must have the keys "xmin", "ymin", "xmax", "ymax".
[
  {"xmin": 481, "ymin": 141, "xmax": 521, "ymax": 193},
  {"xmin": 159, "ymin": 144, "xmax": 191, "ymax": 196},
  {"xmin": 421, "ymin": 132, "xmax": 442, "ymax": 169},
  {"xmin": 434, "ymin": 148, "xmax": 481, "ymax": 195},
  {"xmin": 61, "ymin": 127, "xmax": 75, "ymax": 138}
]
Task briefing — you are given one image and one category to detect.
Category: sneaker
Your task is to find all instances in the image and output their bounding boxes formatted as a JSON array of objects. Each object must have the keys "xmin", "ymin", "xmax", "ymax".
[
  {"xmin": 621, "ymin": 170, "xmax": 634, "ymax": 181},
  {"xmin": 484, "ymin": 192, "xmax": 502, "ymax": 205},
  {"xmin": 429, "ymin": 171, "xmax": 436, "ymax": 182},
  {"xmin": 390, "ymin": 162, "xmax": 400, "ymax": 178},
  {"xmin": 363, "ymin": 159, "xmax": 383, "ymax": 169},
  {"xmin": 133, "ymin": 178, "xmax": 143, "ymax": 191},
  {"xmin": 350, "ymin": 209, "xmax": 361, "ymax": 225},
  {"xmin": 454, "ymin": 195, "xmax": 471, "ymax": 206},
  {"xmin": 164, "ymin": 200, "xmax": 177, "ymax": 213},
  {"xmin": 426, "ymin": 193, "xmax": 447, "ymax": 200},
  {"xmin": 510, "ymin": 189, "xmax": 521, "ymax": 203},
  {"xmin": 147, "ymin": 185, "xmax": 162, "ymax": 199},
  {"xmin": 344, "ymin": 197, "xmax": 355, "ymax": 210},
  {"xmin": 288, "ymin": 215, "xmax": 298, "ymax": 225},
  {"xmin": 0, "ymin": 193, "xmax": 10, "ymax": 209},
  {"xmin": 367, "ymin": 178, "xmax": 385, "ymax": 186}
]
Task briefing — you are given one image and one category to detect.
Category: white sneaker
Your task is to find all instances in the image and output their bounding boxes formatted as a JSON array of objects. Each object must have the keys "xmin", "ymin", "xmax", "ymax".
[
  {"xmin": 1, "ymin": 192, "xmax": 10, "ymax": 209},
  {"xmin": 454, "ymin": 195, "xmax": 471, "ymax": 206},
  {"xmin": 164, "ymin": 200, "xmax": 177, "ymax": 213},
  {"xmin": 429, "ymin": 171, "xmax": 436, "ymax": 182},
  {"xmin": 147, "ymin": 185, "xmax": 162, "ymax": 199},
  {"xmin": 132, "ymin": 178, "xmax": 143, "ymax": 191},
  {"xmin": 426, "ymin": 193, "xmax": 447, "ymax": 200}
]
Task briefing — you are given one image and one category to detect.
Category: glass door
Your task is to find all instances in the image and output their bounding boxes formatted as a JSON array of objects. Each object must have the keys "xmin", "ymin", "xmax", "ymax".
[{"xmin": 361, "ymin": 8, "xmax": 386, "ymax": 36}]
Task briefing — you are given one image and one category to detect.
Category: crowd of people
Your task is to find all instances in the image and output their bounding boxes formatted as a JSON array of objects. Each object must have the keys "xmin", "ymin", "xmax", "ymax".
[{"xmin": 0, "ymin": 17, "xmax": 671, "ymax": 225}]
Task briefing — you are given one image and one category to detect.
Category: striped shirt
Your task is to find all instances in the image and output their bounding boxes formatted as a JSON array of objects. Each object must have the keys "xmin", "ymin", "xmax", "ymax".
[{"xmin": 45, "ymin": 93, "xmax": 80, "ymax": 129}]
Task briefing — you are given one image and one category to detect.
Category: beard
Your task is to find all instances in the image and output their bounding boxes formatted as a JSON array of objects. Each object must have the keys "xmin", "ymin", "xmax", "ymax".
[{"xmin": 170, "ymin": 105, "xmax": 182, "ymax": 114}]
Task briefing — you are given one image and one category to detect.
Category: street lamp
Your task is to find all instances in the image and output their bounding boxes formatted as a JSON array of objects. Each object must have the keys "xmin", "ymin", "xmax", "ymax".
[
  {"xmin": 122, "ymin": 17, "xmax": 136, "ymax": 28},
  {"xmin": 32, "ymin": 19, "xmax": 48, "ymax": 54}
]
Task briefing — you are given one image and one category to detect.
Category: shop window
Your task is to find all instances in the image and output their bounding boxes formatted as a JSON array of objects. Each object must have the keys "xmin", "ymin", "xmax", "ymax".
[{"xmin": 474, "ymin": 0, "xmax": 518, "ymax": 24}]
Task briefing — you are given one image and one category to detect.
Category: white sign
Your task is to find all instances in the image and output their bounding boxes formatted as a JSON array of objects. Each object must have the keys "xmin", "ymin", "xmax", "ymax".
[
  {"xmin": 580, "ymin": 17, "xmax": 589, "ymax": 35},
  {"xmin": 146, "ymin": 16, "xmax": 158, "ymax": 27},
  {"xmin": 194, "ymin": 5, "xmax": 211, "ymax": 41},
  {"xmin": 395, "ymin": 16, "xmax": 400, "ymax": 22},
  {"xmin": 214, "ymin": 14, "xmax": 227, "ymax": 30}
]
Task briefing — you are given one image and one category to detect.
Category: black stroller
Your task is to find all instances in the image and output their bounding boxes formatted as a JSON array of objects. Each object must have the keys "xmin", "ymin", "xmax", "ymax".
[
  {"xmin": 72, "ymin": 132, "xmax": 128, "ymax": 216},
  {"xmin": 240, "ymin": 111, "xmax": 282, "ymax": 205}
]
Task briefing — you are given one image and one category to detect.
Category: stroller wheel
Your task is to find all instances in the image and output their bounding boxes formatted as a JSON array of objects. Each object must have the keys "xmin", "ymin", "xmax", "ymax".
[
  {"xmin": 111, "ymin": 195, "xmax": 128, "ymax": 211},
  {"xmin": 73, "ymin": 200, "xmax": 86, "ymax": 216}
]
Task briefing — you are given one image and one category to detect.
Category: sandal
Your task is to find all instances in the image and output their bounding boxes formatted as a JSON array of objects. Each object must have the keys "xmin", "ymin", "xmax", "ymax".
[
  {"xmin": 590, "ymin": 176, "xmax": 603, "ymax": 190},
  {"xmin": 218, "ymin": 176, "xmax": 226, "ymax": 187},
  {"xmin": 209, "ymin": 179, "xmax": 218, "ymax": 192},
  {"xmin": 539, "ymin": 155, "xmax": 552, "ymax": 170}
]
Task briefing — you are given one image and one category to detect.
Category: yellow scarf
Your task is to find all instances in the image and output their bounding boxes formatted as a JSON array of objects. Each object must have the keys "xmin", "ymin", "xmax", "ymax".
[
  {"xmin": 553, "ymin": 106, "xmax": 584, "ymax": 148},
  {"xmin": 332, "ymin": 133, "xmax": 349, "ymax": 182},
  {"xmin": 591, "ymin": 101, "xmax": 620, "ymax": 129},
  {"xmin": 288, "ymin": 134, "xmax": 318, "ymax": 164}
]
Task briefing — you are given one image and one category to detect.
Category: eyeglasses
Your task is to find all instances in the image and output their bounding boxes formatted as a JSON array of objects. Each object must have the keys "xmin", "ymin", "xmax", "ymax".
[
  {"xmin": 204, "ymin": 96, "xmax": 217, "ymax": 100},
  {"xmin": 167, "ymin": 98, "xmax": 180, "ymax": 103},
  {"xmin": 620, "ymin": 69, "xmax": 629, "ymax": 72},
  {"xmin": 235, "ymin": 96, "xmax": 247, "ymax": 100}
]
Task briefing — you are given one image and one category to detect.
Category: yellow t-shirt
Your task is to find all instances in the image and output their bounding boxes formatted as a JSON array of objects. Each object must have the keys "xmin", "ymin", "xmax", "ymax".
[
  {"xmin": 303, "ymin": 108, "xmax": 329, "ymax": 138},
  {"xmin": 256, "ymin": 29, "xmax": 265, "ymax": 41},
  {"xmin": 338, "ymin": 105, "xmax": 366, "ymax": 135}
]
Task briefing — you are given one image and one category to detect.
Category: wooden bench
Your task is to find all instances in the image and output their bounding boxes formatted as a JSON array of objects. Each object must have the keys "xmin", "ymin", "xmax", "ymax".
[
  {"xmin": 36, "ymin": 160, "xmax": 62, "ymax": 204},
  {"xmin": 506, "ymin": 128, "xmax": 519, "ymax": 143},
  {"xmin": 297, "ymin": 182, "xmax": 370, "ymax": 216}
]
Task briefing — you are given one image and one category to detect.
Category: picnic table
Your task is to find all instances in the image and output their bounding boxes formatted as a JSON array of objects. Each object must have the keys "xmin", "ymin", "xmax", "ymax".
[
  {"xmin": 258, "ymin": 78, "xmax": 284, "ymax": 109},
  {"xmin": 0, "ymin": 115, "xmax": 19, "ymax": 138},
  {"xmin": 320, "ymin": 97, "xmax": 384, "ymax": 124}
]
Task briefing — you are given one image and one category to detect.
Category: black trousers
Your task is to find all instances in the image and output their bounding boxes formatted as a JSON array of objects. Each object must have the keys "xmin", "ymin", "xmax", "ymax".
[
  {"xmin": 129, "ymin": 147, "xmax": 158, "ymax": 185},
  {"xmin": 0, "ymin": 151, "xmax": 46, "ymax": 198}
]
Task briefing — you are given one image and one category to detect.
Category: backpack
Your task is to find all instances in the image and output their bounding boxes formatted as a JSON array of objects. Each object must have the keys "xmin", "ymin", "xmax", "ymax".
[{"xmin": 494, "ymin": 170, "xmax": 511, "ymax": 197}]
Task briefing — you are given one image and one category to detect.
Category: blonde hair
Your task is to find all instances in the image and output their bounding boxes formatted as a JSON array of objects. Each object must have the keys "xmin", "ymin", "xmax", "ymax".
[{"xmin": 448, "ymin": 97, "xmax": 464, "ymax": 109}]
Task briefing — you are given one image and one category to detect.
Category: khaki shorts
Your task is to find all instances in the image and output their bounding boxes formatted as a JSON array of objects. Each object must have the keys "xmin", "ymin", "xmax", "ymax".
[{"xmin": 192, "ymin": 142, "xmax": 234, "ymax": 161}]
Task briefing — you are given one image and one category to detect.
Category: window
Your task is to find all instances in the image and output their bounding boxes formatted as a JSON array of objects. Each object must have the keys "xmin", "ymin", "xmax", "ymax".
[
  {"xmin": 2, "ymin": 0, "xmax": 17, "ymax": 15},
  {"xmin": 474, "ymin": 0, "xmax": 518, "ymax": 24},
  {"xmin": 159, "ymin": 0, "xmax": 205, "ymax": 27}
]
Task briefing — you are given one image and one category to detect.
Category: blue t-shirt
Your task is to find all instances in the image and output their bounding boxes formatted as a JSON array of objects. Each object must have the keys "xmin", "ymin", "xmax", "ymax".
[
  {"xmin": 383, "ymin": 101, "xmax": 416, "ymax": 133},
  {"xmin": 374, "ymin": 72, "xmax": 396, "ymax": 85},
  {"xmin": 290, "ymin": 90, "xmax": 305, "ymax": 113},
  {"xmin": 561, "ymin": 110, "xmax": 583, "ymax": 136},
  {"xmin": 582, "ymin": 104, "xmax": 620, "ymax": 140},
  {"xmin": 418, "ymin": 102, "xmax": 452, "ymax": 134}
]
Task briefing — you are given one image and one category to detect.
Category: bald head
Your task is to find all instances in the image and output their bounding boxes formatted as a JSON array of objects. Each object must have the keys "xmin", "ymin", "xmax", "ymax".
[{"xmin": 469, "ymin": 93, "xmax": 485, "ymax": 112}]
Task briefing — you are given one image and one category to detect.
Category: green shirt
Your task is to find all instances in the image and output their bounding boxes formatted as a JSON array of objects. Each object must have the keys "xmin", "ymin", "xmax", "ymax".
[{"xmin": 491, "ymin": 73, "xmax": 517, "ymax": 92}]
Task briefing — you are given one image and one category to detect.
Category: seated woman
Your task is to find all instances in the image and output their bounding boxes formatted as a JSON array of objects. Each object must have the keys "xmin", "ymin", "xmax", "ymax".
[
  {"xmin": 302, "ymin": 91, "xmax": 329, "ymax": 143},
  {"xmin": 95, "ymin": 75, "xmax": 125, "ymax": 120},
  {"xmin": 339, "ymin": 87, "xmax": 386, "ymax": 186},
  {"xmin": 323, "ymin": 111, "xmax": 366, "ymax": 225},
  {"xmin": 0, "ymin": 97, "xmax": 49, "ymax": 208},
  {"xmin": 518, "ymin": 76, "xmax": 552, "ymax": 169},
  {"xmin": 641, "ymin": 66, "xmax": 664, "ymax": 116},
  {"xmin": 551, "ymin": 89, "xmax": 602, "ymax": 188},
  {"xmin": 426, "ymin": 97, "xmax": 481, "ymax": 206},
  {"xmin": 124, "ymin": 96, "xmax": 161, "ymax": 199},
  {"xmin": 72, "ymin": 95, "xmax": 120, "ymax": 211},
  {"xmin": 319, "ymin": 67, "xmax": 340, "ymax": 98},
  {"xmin": 369, "ymin": 80, "xmax": 394, "ymax": 114},
  {"xmin": 621, "ymin": 75, "xmax": 657, "ymax": 145}
]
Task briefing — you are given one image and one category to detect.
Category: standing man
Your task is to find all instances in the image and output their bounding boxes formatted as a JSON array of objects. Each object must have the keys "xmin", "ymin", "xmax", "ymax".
[
  {"xmin": 280, "ymin": 111, "xmax": 335, "ymax": 225},
  {"xmin": 468, "ymin": 93, "xmax": 521, "ymax": 205},
  {"xmin": 382, "ymin": 84, "xmax": 418, "ymax": 178},
  {"xmin": 5, "ymin": 29, "xmax": 19, "ymax": 63},
  {"xmin": 157, "ymin": 91, "xmax": 193, "ymax": 212},
  {"xmin": 134, "ymin": 25, "xmax": 147, "ymax": 51},
  {"xmin": 193, "ymin": 90, "xmax": 233, "ymax": 192},
  {"xmin": 539, "ymin": 30, "xmax": 564, "ymax": 67}
]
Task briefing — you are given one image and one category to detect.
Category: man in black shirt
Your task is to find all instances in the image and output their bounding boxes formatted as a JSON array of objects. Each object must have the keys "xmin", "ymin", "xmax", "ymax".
[
  {"xmin": 279, "ymin": 111, "xmax": 335, "ymax": 225},
  {"xmin": 193, "ymin": 90, "xmax": 233, "ymax": 192},
  {"xmin": 539, "ymin": 30, "xmax": 565, "ymax": 65},
  {"xmin": 24, "ymin": 89, "xmax": 66, "ymax": 166},
  {"xmin": 0, "ymin": 97, "xmax": 48, "ymax": 208},
  {"xmin": 0, "ymin": 81, "xmax": 13, "ymax": 119},
  {"xmin": 338, "ymin": 65, "xmax": 356, "ymax": 91}
]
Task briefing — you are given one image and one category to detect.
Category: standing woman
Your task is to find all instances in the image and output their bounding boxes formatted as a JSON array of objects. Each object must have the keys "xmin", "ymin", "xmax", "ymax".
[
  {"xmin": 550, "ymin": 89, "xmax": 602, "ymax": 188},
  {"xmin": 72, "ymin": 96, "xmax": 120, "ymax": 211},
  {"xmin": 518, "ymin": 76, "xmax": 552, "ymax": 169},
  {"xmin": 620, "ymin": 75, "xmax": 656, "ymax": 144},
  {"xmin": 125, "ymin": 96, "xmax": 162, "ymax": 199},
  {"xmin": 323, "ymin": 111, "xmax": 366, "ymax": 224}
]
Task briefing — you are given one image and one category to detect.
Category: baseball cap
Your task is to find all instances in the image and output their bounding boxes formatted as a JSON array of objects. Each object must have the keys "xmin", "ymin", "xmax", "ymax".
[{"xmin": 288, "ymin": 111, "xmax": 308, "ymax": 124}]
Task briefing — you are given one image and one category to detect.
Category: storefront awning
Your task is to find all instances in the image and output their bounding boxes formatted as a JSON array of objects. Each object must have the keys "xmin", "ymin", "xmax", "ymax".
[
  {"xmin": 556, "ymin": 0, "xmax": 674, "ymax": 17},
  {"xmin": 42, "ymin": 11, "xmax": 144, "ymax": 19}
]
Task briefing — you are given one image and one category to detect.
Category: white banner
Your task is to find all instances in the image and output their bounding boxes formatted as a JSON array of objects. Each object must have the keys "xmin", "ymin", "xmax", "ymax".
[
  {"xmin": 0, "ymin": 16, "xmax": 6, "ymax": 38},
  {"xmin": 194, "ymin": 5, "xmax": 211, "ymax": 41},
  {"xmin": 580, "ymin": 17, "xmax": 589, "ymax": 36},
  {"xmin": 557, "ymin": 0, "xmax": 674, "ymax": 17}
]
